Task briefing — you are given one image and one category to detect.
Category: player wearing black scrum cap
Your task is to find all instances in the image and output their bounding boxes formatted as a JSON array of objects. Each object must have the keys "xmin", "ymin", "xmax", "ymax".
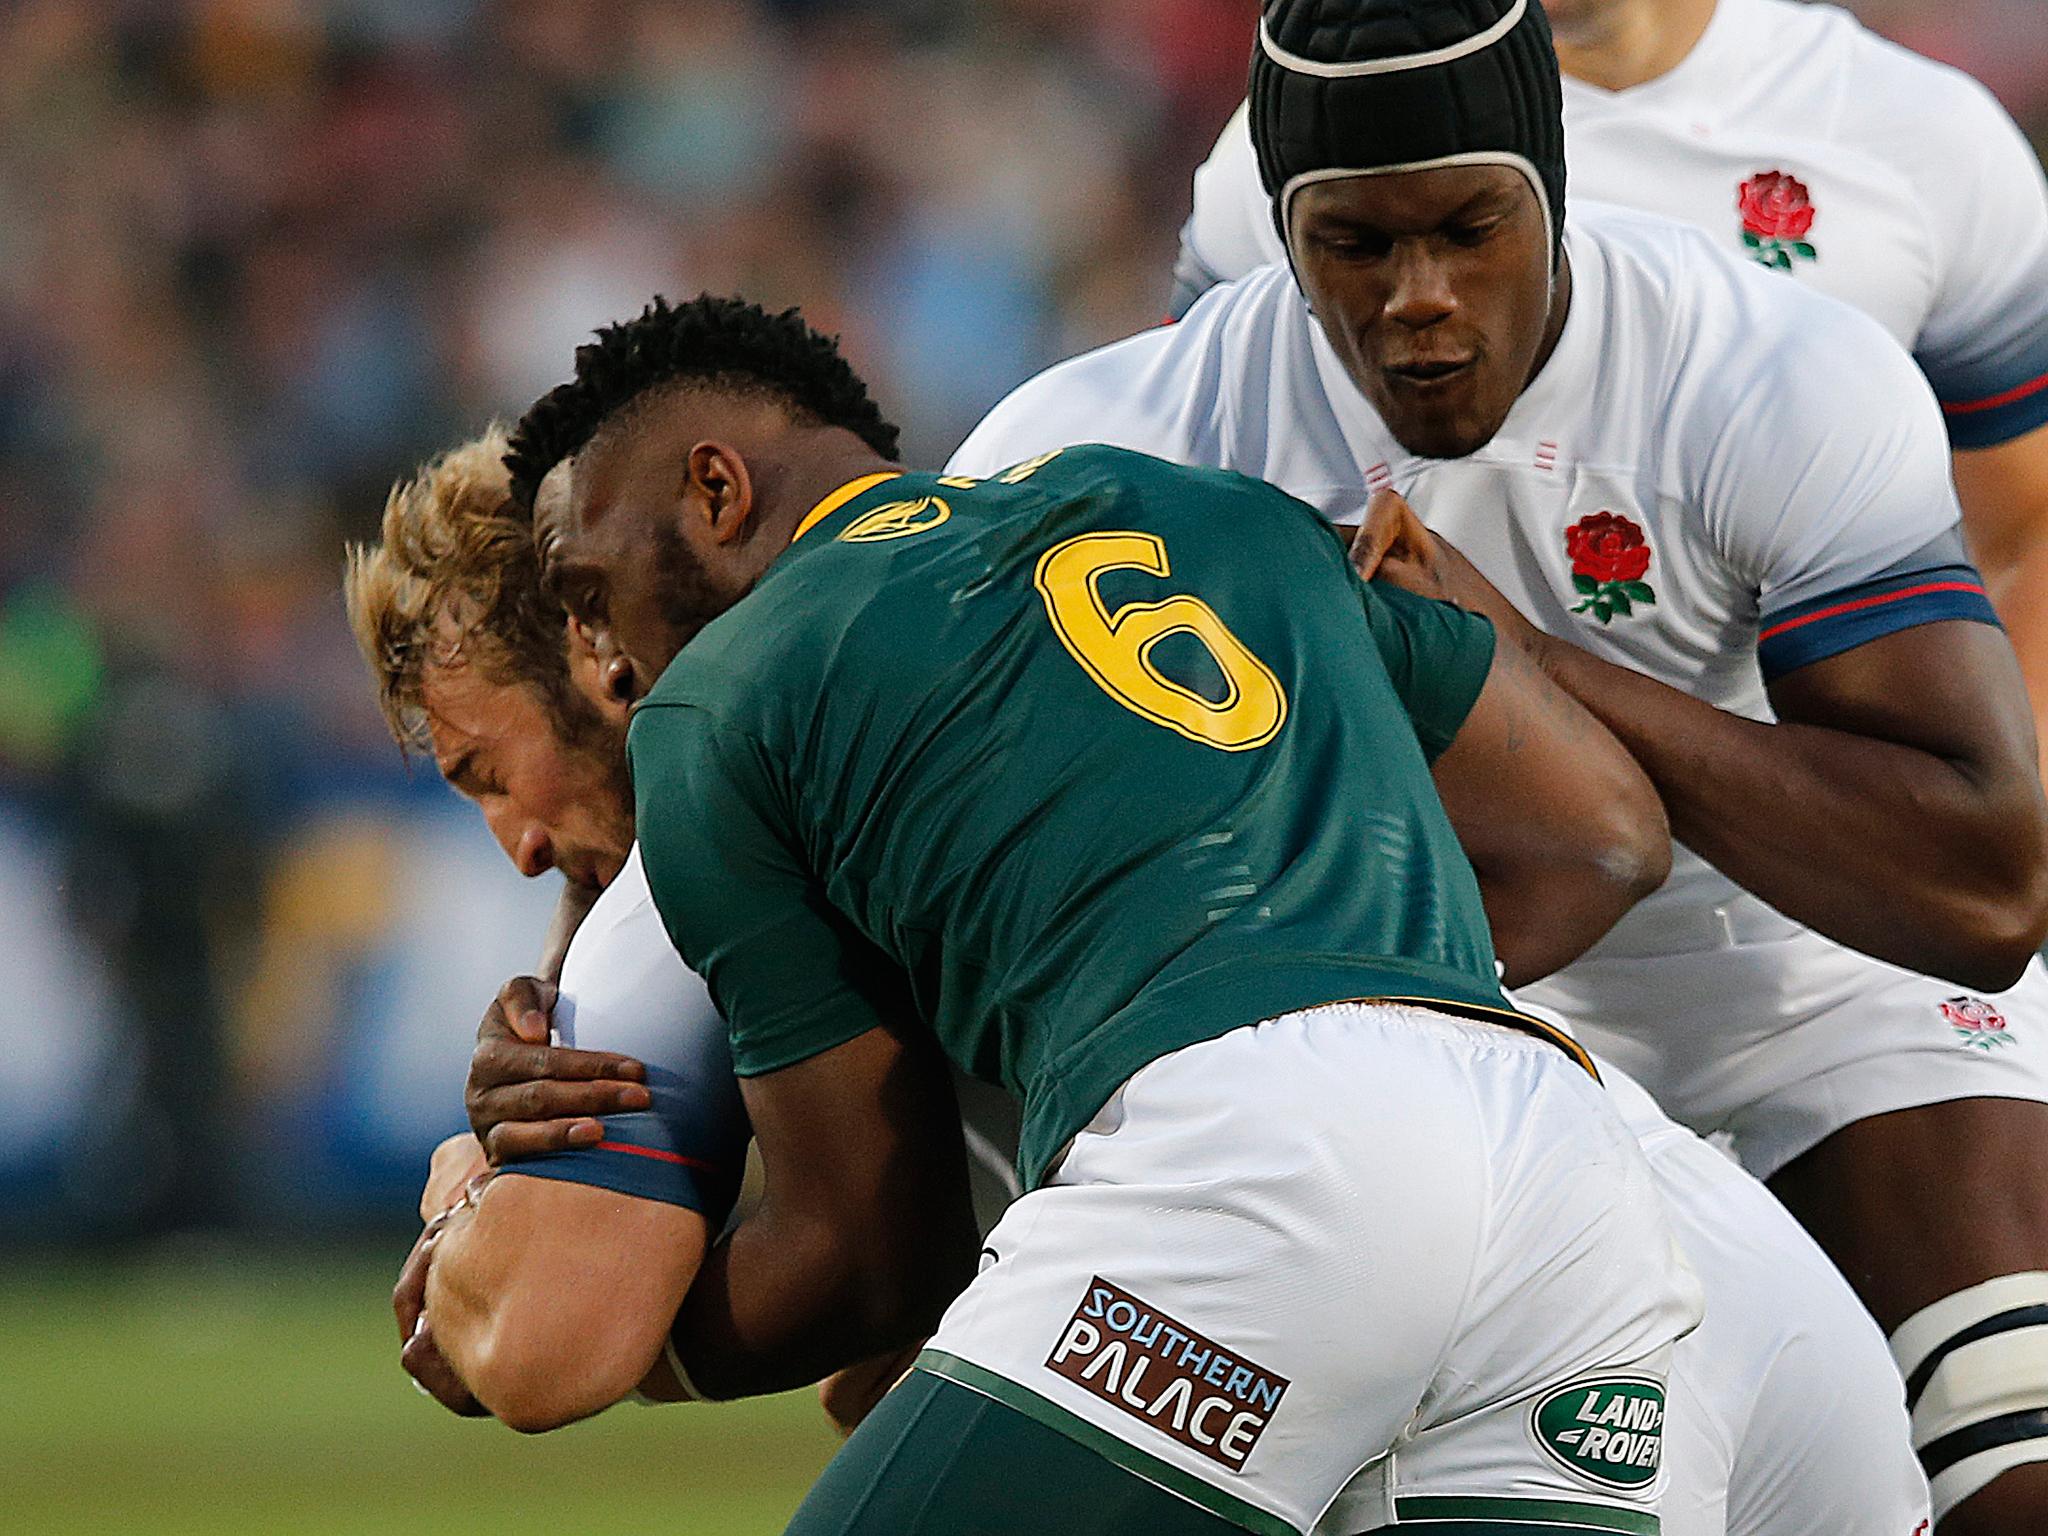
[{"xmin": 957, "ymin": 2, "xmax": 2048, "ymax": 1533}]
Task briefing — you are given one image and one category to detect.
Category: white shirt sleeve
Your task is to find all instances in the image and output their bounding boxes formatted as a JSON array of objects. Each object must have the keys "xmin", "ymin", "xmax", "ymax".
[
  {"xmin": 1688, "ymin": 271, "xmax": 1994, "ymax": 678},
  {"xmin": 1701, "ymin": 288, "xmax": 1960, "ymax": 611},
  {"xmin": 1169, "ymin": 102, "xmax": 1288, "ymax": 318},
  {"xmin": 1897, "ymin": 70, "xmax": 2048, "ymax": 445},
  {"xmin": 553, "ymin": 844, "xmax": 721, "ymax": 1062},
  {"xmin": 947, "ymin": 322, "xmax": 1217, "ymax": 478}
]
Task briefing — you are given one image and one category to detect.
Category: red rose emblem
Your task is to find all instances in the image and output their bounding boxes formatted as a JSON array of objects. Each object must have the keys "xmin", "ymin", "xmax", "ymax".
[
  {"xmin": 1736, "ymin": 173, "xmax": 1819, "ymax": 272},
  {"xmin": 1940, "ymin": 996, "xmax": 2008, "ymax": 1034},
  {"xmin": 1738, "ymin": 171, "xmax": 1816, "ymax": 241},
  {"xmin": 1566, "ymin": 511, "xmax": 1652, "ymax": 585},
  {"xmin": 1564, "ymin": 512, "xmax": 1657, "ymax": 624}
]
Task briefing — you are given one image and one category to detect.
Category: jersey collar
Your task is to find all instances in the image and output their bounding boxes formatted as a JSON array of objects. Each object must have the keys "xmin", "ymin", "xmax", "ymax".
[{"xmin": 791, "ymin": 472, "xmax": 901, "ymax": 545}]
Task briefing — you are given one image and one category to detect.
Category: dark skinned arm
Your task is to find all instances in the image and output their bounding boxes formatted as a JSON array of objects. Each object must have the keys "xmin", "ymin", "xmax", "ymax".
[
  {"xmin": 1348, "ymin": 491, "xmax": 1671, "ymax": 986},
  {"xmin": 1955, "ymin": 426, "xmax": 2048, "ymax": 788},
  {"xmin": 1407, "ymin": 535, "xmax": 2048, "ymax": 992},
  {"xmin": 1426, "ymin": 625, "xmax": 1671, "ymax": 985},
  {"xmin": 670, "ymin": 1023, "xmax": 979, "ymax": 1402}
]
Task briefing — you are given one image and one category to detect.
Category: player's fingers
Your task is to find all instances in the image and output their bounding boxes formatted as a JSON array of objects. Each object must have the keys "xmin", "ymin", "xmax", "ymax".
[
  {"xmin": 481, "ymin": 1116, "xmax": 607, "ymax": 1165},
  {"xmin": 1348, "ymin": 489, "xmax": 1408, "ymax": 579},
  {"xmin": 468, "ymin": 1074, "xmax": 625, "ymax": 1148},
  {"xmin": 469, "ymin": 1075, "xmax": 646, "ymax": 1130},
  {"xmin": 420, "ymin": 1135, "xmax": 490, "ymax": 1222},
  {"xmin": 402, "ymin": 1318, "xmax": 488, "ymax": 1416},
  {"xmin": 393, "ymin": 1230, "xmax": 436, "ymax": 1343},
  {"xmin": 483, "ymin": 976, "xmax": 558, "ymax": 1045},
  {"xmin": 1394, "ymin": 496, "xmax": 1440, "ymax": 565},
  {"xmin": 819, "ymin": 1343, "xmax": 923, "ymax": 1436},
  {"xmin": 468, "ymin": 1039, "xmax": 647, "ymax": 1089}
]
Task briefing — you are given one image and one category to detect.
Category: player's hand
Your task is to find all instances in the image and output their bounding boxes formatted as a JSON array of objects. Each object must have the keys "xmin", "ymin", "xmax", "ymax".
[
  {"xmin": 393, "ymin": 1219, "xmax": 487, "ymax": 1416},
  {"xmin": 420, "ymin": 1133, "xmax": 490, "ymax": 1222},
  {"xmin": 1351, "ymin": 486, "xmax": 1481, "ymax": 605},
  {"xmin": 818, "ymin": 1343, "xmax": 924, "ymax": 1436},
  {"xmin": 465, "ymin": 975, "xmax": 652, "ymax": 1164},
  {"xmin": 402, "ymin": 1315, "xmax": 488, "ymax": 1417},
  {"xmin": 1349, "ymin": 487, "xmax": 1441, "ymax": 590},
  {"xmin": 1351, "ymin": 489, "xmax": 1549, "ymax": 654}
]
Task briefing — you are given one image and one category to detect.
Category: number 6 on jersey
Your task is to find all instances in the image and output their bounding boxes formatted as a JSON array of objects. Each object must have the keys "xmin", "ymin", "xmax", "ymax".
[{"xmin": 1034, "ymin": 531, "xmax": 1288, "ymax": 751}]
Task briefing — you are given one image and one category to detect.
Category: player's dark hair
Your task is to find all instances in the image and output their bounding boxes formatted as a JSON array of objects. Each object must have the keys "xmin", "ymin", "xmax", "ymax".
[{"xmin": 504, "ymin": 294, "xmax": 902, "ymax": 512}]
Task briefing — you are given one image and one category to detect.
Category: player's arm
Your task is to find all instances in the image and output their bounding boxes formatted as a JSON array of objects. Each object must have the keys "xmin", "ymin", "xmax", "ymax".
[
  {"xmin": 1349, "ymin": 491, "xmax": 1670, "ymax": 985},
  {"xmin": 412, "ymin": 867, "xmax": 751, "ymax": 1431},
  {"xmin": 1523, "ymin": 613, "xmax": 2047, "ymax": 989},
  {"xmin": 417, "ymin": 1159, "xmax": 709, "ymax": 1432},
  {"xmin": 1954, "ymin": 428, "xmax": 2048, "ymax": 790},
  {"xmin": 633, "ymin": 706, "xmax": 980, "ymax": 1401},
  {"xmin": 674, "ymin": 1023, "xmax": 975, "ymax": 1399},
  {"xmin": 1905, "ymin": 70, "xmax": 2048, "ymax": 785},
  {"xmin": 1523, "ymin": 592, "xmax": 2048, "ymax": 990}
]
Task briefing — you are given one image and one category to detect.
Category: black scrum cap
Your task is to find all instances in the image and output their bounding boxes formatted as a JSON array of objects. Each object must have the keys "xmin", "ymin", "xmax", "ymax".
[{"xmin": 1250, "ymin": 0, "xmax": 1567, "ymax": 262}]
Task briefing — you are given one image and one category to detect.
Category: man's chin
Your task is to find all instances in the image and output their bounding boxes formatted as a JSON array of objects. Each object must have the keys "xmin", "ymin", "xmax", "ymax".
[
  {"xmin": 589, "ymin": 847, "xmax": 630, "ymax": 890},
  {"xmin": 1375, "ymin": 391, "xmax": 1514, "ymax": 461},
  {"xmin": 1389, "ymin": 419, "xmax": 1496, "ymax": 461},
  {"xmin": 1362, "ymin": 382, "xmax": 1504, "ymax": 463}
]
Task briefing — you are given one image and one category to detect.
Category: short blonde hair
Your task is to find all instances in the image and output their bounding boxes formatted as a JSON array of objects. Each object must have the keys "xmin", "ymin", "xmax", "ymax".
[{"xmin": 345, "ymin": 425, "xmax": 584, "ymax": 753}]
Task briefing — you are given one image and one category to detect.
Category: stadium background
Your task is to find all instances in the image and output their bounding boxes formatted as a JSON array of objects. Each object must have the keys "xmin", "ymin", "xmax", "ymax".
[{"xmin": 0, "ymin": 1, "xmax": 2041, "ymax": 1529}]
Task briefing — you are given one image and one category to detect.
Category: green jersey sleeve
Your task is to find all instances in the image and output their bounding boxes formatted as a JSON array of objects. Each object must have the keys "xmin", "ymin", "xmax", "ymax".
[
  {"xmin": 1357, "ymin": 580, "xmax": 1497, "ymax": 761},
  {"xmin": 631, "ymin": 703, "xmax": 908, "ymax": 1077}
]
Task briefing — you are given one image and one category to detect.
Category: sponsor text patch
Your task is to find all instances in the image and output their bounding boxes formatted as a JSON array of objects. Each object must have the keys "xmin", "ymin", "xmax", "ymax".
[{"xmin": 1046, "ymin": 1277, "xmax": 1288, "ymax": 1472}]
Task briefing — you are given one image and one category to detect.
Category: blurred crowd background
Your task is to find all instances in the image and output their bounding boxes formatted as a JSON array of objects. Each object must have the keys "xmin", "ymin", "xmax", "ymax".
[{"xmin": 3, "ymin": 0, "xmax": 2045, "ymax": 1245}]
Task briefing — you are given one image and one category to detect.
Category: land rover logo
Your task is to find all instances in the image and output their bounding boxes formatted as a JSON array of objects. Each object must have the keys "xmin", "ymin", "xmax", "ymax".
[{"xmin": 1531, "ymin": 1376, "xmax": 1666, "ymax": 1490}]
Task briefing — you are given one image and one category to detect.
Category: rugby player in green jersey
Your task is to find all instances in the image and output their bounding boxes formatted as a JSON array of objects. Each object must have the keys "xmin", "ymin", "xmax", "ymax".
[{"xmin": 502, "ymin": 296, "xmax": 1701, "ymax": 1536}]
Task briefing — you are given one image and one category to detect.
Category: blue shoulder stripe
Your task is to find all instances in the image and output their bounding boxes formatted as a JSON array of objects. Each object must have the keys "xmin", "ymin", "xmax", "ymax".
[
  {"xmin": 499, "ymin": 1061, "xmax": 749, "ymax": 1223},
  {"xmin": 1940, "ymin": 366, "xmax": 2048, "ymax": 450},
  {"xmin": 1758, "ymin": 561, "xmax": 1999, "ymax": 682}
]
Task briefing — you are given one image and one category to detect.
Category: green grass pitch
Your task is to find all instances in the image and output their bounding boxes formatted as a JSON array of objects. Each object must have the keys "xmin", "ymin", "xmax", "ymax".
[{"xmin": 0, "ymin": 1246, "xmax": 838, "ymax": 1534}]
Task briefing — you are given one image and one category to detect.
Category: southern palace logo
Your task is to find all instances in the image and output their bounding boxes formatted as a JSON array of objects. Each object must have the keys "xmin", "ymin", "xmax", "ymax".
[{"xmin": 1046, "ymin": 1277, "xmax": 1289, "ymax": 1472}]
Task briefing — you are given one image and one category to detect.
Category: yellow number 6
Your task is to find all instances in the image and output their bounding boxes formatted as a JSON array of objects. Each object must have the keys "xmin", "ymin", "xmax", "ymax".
[{"xmin": 1034, "ymin": 531, "xmax": 1288, "ymax": 752}]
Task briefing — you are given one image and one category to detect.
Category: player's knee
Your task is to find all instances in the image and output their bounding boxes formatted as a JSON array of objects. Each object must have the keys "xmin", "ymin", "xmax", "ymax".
[{"xmin": 1891, "ymin": 1272, "xmax": 2048, "ymax": 1530}]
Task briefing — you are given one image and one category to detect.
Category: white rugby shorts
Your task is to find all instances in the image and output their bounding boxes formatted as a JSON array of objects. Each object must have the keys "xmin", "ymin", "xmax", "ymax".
[
  {"xmin": 1311, "ymin": 1061, "xmax": 1933, "ymax": 1536},
  {"xmin": 919, "ymin": 1001, "xmax": 1703, "ymax": 1536},
  {"xmin": 1533, "ymin": 940, "xmax": 2048, "ymax": 1180},
  {"xmin": 1601, "ymin": 1069, "xmax": 1930, "ymax": 1536}
]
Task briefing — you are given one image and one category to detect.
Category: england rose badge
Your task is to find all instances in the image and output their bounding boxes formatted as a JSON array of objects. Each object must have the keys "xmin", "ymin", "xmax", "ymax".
[
  {"xmin": 1566, "ymin": 511, "xmax": 1656, "ymax": 624},
  {"xmin": 1940, "ymin": 995, "xmax": 2014, "ymax": 1050},
  {"xmin": 1738, "ymin": 171, "xmax": 1818, "ymax": 272}
]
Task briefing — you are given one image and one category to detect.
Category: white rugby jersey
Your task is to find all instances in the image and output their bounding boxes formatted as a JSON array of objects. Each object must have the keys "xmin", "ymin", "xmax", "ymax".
[
  {"xmin": 952, "ymin": 203, "xmax": 2001, "ymax": 1011},
  {"xmin": 1173, "ymin": 0, "xmax": 2048, "ymax": 448}
]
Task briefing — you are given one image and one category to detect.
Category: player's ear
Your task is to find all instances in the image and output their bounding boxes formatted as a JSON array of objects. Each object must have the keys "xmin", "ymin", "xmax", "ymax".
[{"xmin": 683, "ymin": 441, "xmax": 755, "ymax": 546}]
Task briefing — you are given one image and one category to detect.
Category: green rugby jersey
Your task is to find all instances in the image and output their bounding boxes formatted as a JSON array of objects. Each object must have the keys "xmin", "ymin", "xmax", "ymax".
[{"xmin": 631, "ymin": 445, "xmax": 1524, "ymax": 1187}]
